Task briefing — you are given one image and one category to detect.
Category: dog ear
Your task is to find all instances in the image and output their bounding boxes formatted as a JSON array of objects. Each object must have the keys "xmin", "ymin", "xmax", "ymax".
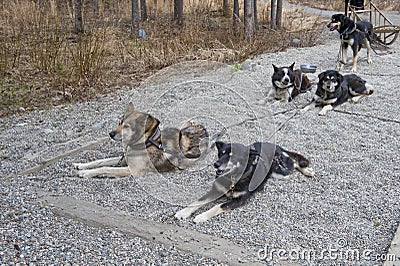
[
  {"xmin": 145, "ymin": 114, "xmax": 160, "ymax": 132},
  {"xmin": 337, "ymin": 73, "xmax": 344, "ymax": 84},
  {"xmin": 272, "ymin": 64, "xmax": 278, "ymax": 72},
  {"xmin": 127, "ymin": 102, "xmax": 134, "ymax": 112},
  {"xmin": 215, "ymin": 141, "xmax": 225, "ymax": 150},
  {"xmin": 123, "ymin": 102, "xmax": 135, "ymax": 119},
  {"xmin": 340, "ymin": 14, "xmax": 346, "ymax": 24},
  {"xmin": 318, "ymin": 72, "xmax": 326, "ymax": 80},
  {"xmin": 289, "ymin": 62, "xmax": 295, "ymax": 70}
]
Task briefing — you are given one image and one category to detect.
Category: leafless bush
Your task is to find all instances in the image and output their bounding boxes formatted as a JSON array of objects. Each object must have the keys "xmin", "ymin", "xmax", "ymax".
[{"xmin": 0, "ymin": 0, "xmax": 325, "ymax": 116}]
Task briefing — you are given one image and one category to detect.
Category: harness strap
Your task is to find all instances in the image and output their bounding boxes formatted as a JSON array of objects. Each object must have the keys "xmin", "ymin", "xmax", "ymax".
[
  {"xmin": 341, "ymin": 24, "xmax": 357, "ymax": 37},
  {"xmin": 145, "ymin": 126, "xmax": 164, "ymax": 150},
  {"xmin": 229, "ymin": 143, "xmax": 261, "ymax": 192}
]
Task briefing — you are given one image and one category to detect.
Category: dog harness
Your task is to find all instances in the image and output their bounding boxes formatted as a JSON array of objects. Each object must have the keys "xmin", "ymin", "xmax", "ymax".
[
  {"xmin": 228, "ymin": 144, "xmax": 262, "ymax": 192},
  {"xmin": 145, "ymin": 126, "xmax": 164, "ymax": 150},
  {"xmin": 341, "ymin": 24, "xmax": 357, "ymax": 38}
]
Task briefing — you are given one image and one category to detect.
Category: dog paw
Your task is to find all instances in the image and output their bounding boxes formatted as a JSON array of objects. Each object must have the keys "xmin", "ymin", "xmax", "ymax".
[
  {"xmin": 257, "ymin": 98, "xmax": 267, "ymax": 105},
  {"xmin": 303, "ymin": 167, "xmax": 315, "ymax": 177},
  {"xmin": 367, "ymin": 59, "xmax": 372, "ymax": 64},
  {"xmin": 76, "ymin": 170, "xmax": 96, "ymax": 178},
  {"xmin": 273, "ymin": 100, "xmax": 282, "ymax": 107},
  {"xmin": 174, "ymin": 208, "xmax": 193, "ymax": 220},
  {"xmin": 336, "ymin": 63, "xmax": 344, "ymax": 71},
  {"xmin": 350, "ymin": 68, "xmax": 357, "ymax": 73},
  {"xmin": 318, "ymin": 110, "xmax": 327, "ymax": 116},
  {"xmin": 193, "ymin": 213, "xmax": 210, "ymax": 224},
  {"xmin": 350, "ymin": 96, "xmax": 363, "ymax": 103},
  {"xmin": 300, "ymin": 107, "xmax": 309, "ymax": 114},
  {"xmin": 73, "ymin": 163, "xmax": 85, "ymax": 170}
]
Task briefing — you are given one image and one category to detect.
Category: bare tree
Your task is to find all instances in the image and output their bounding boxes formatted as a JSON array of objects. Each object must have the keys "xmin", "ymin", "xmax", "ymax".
[
  {"xmin": 253, "ymin": 0, "xmax": 258, "ymax": 30},
  {"xmin": 74, "ymin": 0, "xmax": 84, "ymax": 34},
  {"xmin": 244, "ymin": 0, "xmax": 254, "ymax": 41},
  {"xmin": 131, "ymin": 0, "xmax": 140, "ymax": 37},
  {"xmin": 223, "ymin": 0, "xmax": 229, "ymax": 17},
  {"xmin": 276, "ymin": 0, "xmax": 282, "ymax": 30},
  {"xmin": 92, "ymin": 0, "xmax": 99, "ymax": 13},
  {"xmin": 140, "ymin": 0, "xmax": 147, "ymax": 21},
  {"xmin": 232, "ymin": 0, "xmax": 239, "ymax": 33},
  {"xmin": 270, "ymin": 0, "xmax": 277, "ymax": 29},
  {"xmin": 173, "ymin": 0, "xmax": 184, "ymax": 26}
]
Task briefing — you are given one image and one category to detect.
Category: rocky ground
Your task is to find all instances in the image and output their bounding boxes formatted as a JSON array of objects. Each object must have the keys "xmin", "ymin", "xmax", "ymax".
[{"xmin": 1, "ymin": 4, "xmax": 399, "ymax": 266}]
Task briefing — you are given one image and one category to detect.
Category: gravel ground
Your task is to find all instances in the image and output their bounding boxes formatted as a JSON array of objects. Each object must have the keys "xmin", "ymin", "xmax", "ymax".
[{"xmin": 1, "ymin": 6, "xmax": 400, "ymax": 266}]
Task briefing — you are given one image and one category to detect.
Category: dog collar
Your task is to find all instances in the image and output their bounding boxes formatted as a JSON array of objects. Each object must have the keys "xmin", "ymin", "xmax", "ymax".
[{"xmin": 145, "ymin": 126, "xmax": 164, "ymax": 150}]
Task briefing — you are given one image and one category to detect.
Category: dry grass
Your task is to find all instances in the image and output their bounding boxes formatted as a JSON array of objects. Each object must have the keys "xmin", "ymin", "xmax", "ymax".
[
  {"xmin": 0, "ymin": 0, "xmax": 325, "ymax": 117},
  {"xmin": 286, "ymin": 0, "xmax": 400, "ymax": 11}
]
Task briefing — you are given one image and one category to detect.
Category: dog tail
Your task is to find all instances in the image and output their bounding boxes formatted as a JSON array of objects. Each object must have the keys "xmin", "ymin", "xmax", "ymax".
[
  {"xmin": 179, "ymin": 122, "xmax": 209, "ymax": 158},
  {"xmin": 285, "ymin": 150, "xmax": 310, "ymax": 168}
]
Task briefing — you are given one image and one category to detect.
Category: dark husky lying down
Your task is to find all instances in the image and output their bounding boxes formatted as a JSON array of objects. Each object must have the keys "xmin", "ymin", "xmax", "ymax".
[{"xmin": 175, "ymin": 141, "xmax": 314, "ymax": 223}]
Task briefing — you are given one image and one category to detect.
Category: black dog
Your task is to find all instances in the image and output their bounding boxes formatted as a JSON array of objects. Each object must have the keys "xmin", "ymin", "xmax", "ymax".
[
  {"xmin": 266, "ymin": 62, "xmax": 312, "ymax": 103},
  {"xmin": 327, "ymin": 13, "xmax": 374, "ymax": 72},
  {"xmin": 302, "ymin": 70, "xmax": 373, "ymax": 115},
  {"xmin": 175, "ymin": 141, "xmax": 314, "ymax": 223}
]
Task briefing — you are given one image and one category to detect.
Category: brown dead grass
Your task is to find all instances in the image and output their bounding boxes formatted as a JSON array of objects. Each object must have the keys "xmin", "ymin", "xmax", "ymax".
[
  {"xmin": 286, "ymin": 0, "xmax": 400, "ymax": 11},
  {"xmin": 0, "ymin": 0, "xmax": 325, "ymax": 117}
]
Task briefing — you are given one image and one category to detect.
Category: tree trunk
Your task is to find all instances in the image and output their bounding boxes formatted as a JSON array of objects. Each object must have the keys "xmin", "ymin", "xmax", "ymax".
[
  {"xmin": 140, "ymin": 0, "xmax": 147, "ymax": 21},
  {"xmin": 276, "ymin": 0, "xmax": 282, "ymax": 30},
  {"xmin": 131, "ymin": 0, "xmax": 140, "ymax": 37},
  {"xmin": 223, "ymin": 0, "xmax": 229, "ymax": 17},
  {"xmin": 244, "ymin": 0, "xmax": 254, "ymax": 41},
  {"xmin": 232, "ymin": 0, "xmax": 239, "ymax": 34},
  {"xmin": 270, "ymin": 0, "xmax": 277, "ymax": 29},
  {"xmin": 74, "ymin": 0, "xmax": 84, "ymax": 34},
  {"xmin": 92, "ymin": 0, "xmax": 99, "ymax": 13},
  {"xmin": 253, "ymin": 0, "xmax": 258, "ymax": 30},
  {"xmin": 173, "ymin": 0, "xmax": 184, "ymax": 26}
]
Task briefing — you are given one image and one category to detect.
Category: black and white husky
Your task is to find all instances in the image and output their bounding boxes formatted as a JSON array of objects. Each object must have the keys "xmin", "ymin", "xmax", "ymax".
[
  {"xmin": 302, "ymin": 70, "xmax": 373, "ymax": 115},
  {"xmin": 175, "ymin": 141, "xmax": 314, "ymax": 223},
  {"xmin": 262, "ymin": 62, "xmax": 312, "ymax": 104}
]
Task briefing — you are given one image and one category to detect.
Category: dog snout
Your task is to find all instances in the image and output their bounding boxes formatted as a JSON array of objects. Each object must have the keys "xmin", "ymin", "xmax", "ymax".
[
  {"xmin": 214, "ymin": 161, "xmax": 221, "ymax": 169},
  {"xmin": 109, "ymin": 131, "xmax": 116, "ymax": 139}
]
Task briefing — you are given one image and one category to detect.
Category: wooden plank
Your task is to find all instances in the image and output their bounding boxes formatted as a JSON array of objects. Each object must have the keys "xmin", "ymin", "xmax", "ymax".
[
  {"xmin": 36, "ymin": 191, "xmax": 274, "ymax": 265},
  {"xmin": 383, "ymin": 223, "xmax": 400, "ymax": 266}
]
